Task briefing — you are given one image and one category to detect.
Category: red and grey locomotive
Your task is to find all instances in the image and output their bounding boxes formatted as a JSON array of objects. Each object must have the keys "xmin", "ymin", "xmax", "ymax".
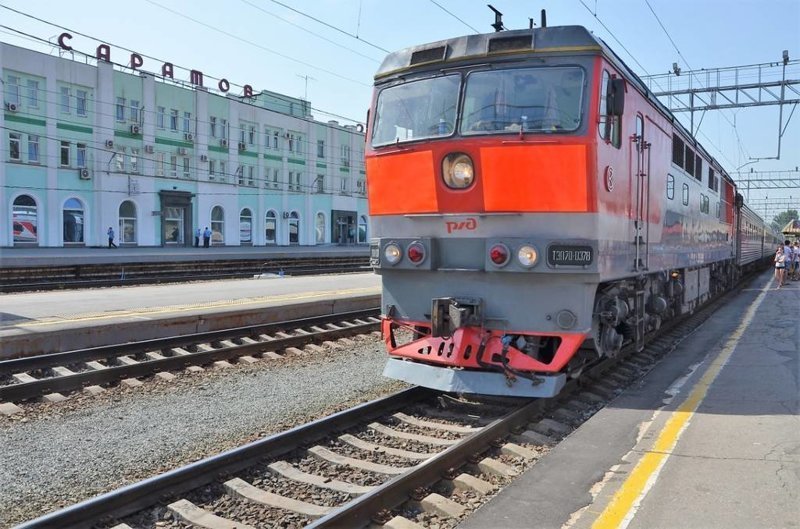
[{"xmin": 365, "ymin": 24, "xmax": 776, "ymax": 397}]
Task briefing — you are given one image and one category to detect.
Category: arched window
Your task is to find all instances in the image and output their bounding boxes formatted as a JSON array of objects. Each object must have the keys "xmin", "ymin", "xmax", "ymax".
[
  {"xmin": 63, "ymin": 197, "xmax": 85, "ymax": 244},
  {"xmin": 119, "ymin": 200, "xmax": 137, "ymax": 244},
  {"xmin": 239, "ymin": 208, "xmax": 252, "ymax": 244},
  {"xmin": 315, "ymin": 212, "xmax": 325, "ymax": 244},
  {"xmin": 265, "ymin": 210, "xmax": 277, "ymax": 245},
  {"xmin": 12, "ymin": 194, "xmax": 38, "ymax": 245},
  {"xmin": 358, "ymin": 215, "xmax": 368, "ymax": 243},
  {"xmin": 288, "ymin": 211, "xmax": 300, "ymax": 244},
  {"xmin": 211, "ymin": 206, "xmax": 224, "ymax": 245}
]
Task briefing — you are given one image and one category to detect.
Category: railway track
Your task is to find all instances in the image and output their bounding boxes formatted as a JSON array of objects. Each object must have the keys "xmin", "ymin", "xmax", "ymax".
[{"xmin": 0, "ymin": 308, "xmax": 381, "ymax": 405}]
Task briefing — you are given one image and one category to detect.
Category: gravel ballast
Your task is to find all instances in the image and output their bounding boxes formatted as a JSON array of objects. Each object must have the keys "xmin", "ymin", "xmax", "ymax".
[{"xmin": 0, "ymin": 338, "xmax": 405, "ymax": 527}]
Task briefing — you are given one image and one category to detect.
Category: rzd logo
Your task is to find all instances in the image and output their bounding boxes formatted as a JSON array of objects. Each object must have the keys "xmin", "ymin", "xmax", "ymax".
[{"xmin": 445, "ymin": 218, "xmax": 477, "ymax": 234}]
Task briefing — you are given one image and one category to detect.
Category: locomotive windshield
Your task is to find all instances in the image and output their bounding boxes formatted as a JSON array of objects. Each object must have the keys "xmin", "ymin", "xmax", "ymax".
[
  {"xmin": 371, "ymin": 66, "xmax": 585, "ymax": 147},
  {"xmin": 461, "ymin": 67, "xmax": 584, "ymax": 134},
  {"xmin": 371, "ymin": 74, "xmax": 460, "ymax": 146}
]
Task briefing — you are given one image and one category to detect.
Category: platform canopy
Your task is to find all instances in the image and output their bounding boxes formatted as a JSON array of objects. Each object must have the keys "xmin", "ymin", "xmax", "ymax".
[{"xmin": 781, "ymin": 219, "xmax": 800, "ymax": 236}]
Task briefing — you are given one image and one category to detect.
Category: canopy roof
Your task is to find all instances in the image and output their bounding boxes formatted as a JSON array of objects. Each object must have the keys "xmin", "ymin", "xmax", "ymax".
[{"xmin": 781, "ymin": 219, "xmax": 800, "ymax": 235}]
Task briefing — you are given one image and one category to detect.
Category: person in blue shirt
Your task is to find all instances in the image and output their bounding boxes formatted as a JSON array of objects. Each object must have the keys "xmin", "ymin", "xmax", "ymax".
[
  {"xmin": 194, "ymin": 227, "xmax": 201, "ymax": 247},
  {"xmin": 203, "ymin": 226, "xmax": 212, "ymax": 248},
  {"xmin": 107, "ymin": 226, "xmax": 117, "ymax": 248}
]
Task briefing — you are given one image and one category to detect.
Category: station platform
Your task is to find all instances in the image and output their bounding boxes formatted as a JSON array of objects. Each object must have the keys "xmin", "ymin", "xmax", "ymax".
[
  {"xmin": 0, "ymin": 272, "xmax": 381, "ymax": 359},
  {"xmin": 0, "ymin": 244, "xmax": 368, "ymax": 268},
  {"xmin": 459, "ymin": 268, "xmax": 799, "ymax": 529}
]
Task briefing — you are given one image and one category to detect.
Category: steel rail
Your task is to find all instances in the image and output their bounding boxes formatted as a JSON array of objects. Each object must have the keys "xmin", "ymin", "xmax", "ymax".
[
  {"xmin": 0, "ymin": 308, "xmax": 380, "ymax": 374},
  {"xmin": 14, "ymin": 386, "xmax": 435, "ymax": 529},
  {"xmin": 0, "ymin": 309, "xmax": 380, "ymax": 402}
]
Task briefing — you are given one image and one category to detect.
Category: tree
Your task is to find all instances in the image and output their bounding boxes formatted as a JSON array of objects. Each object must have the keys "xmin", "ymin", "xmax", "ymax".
[{"xmin": 771, "ymin": 209, "xmax": 799, "ymax": 233}]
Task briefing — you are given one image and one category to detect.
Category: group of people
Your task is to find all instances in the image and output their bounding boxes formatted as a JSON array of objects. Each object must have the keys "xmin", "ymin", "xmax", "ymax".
[
  {"xmin": 194, "ymin": 227, "xmax": 213, "ymax": 248},
  {"xmin": 774, "ymin": 239, "xmax": 800, "ymax": 288}
]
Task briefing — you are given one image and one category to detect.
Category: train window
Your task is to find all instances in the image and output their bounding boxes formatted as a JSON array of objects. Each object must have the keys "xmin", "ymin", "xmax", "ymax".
[
  {"xmin": 462, "ymin": 66, "xmax": 585, "ymax": 134},
  {"xmin": 716, "ymin": 202, "xmax": 721, "ymax": 218},
  {"xmin": 667, "ymin": 174, "xmax": 675, "ymax": 199},
  {"xmin": 682, "ymin": 183, "xmax": 689, "ymax": 206},
  {"xmin": 598, "ymin": 70, "xmax": 620, "ymax": 148},
  {"xmin": 684, "ymin": 145, "xmax": 695, "ymax": 176},
  {"xmin": 371, "ymin": 74, "xmax": 460, "ymax": 146},
  {"xmin": 695, "ymin": 154, "xmax": 703, "ymax": 181},
  {"xmin": 708, "ymin": 167, "xmax": 715, "ymax": 190},
  {"xmin": 700, "ymin": 194, "xmax": 709, "ymax": 214},
  {"xmin": 672, "ymin": 134, "xmax": 684, "ymax": 166}
]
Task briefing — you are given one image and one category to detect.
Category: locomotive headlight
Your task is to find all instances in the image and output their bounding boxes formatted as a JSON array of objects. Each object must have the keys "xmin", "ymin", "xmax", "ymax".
[
  {"xmin": 517, "ymin": 245, "xmax": 539, "ymax": 268},
  {"xmin": 442, "ymin": 153, "xmax": 475, "ymax": 189},
  {"xmin": 384, "ymin": 242, "xmax": 402, "ymax": 265}
]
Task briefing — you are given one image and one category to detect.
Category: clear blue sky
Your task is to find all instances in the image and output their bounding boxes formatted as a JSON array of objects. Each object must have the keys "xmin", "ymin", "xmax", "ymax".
[{"xmin": 2, "ymin": 0, "xmax": 798, "ymax": 217}]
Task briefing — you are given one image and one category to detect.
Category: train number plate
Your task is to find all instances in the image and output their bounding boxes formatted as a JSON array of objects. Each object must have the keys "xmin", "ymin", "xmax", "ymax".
[
  {"xmin": 370, "ymin": 245, "xmax": 380, "ymax": 265},
  {"xmin": 547, "ymin": 245, "xmax": 594, "ymax": 266}
]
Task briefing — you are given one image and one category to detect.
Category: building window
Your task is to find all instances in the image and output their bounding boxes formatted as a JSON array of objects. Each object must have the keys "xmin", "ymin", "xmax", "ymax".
[
  {"xmin": 169, "ymin": 155, "xmax": 177, "ymax": 177},
  {"xmin": 183, "ymin": 157, "xmax": 190, "ymax": 178},
  {"xmin": 288, "ymin": 211, "xmax": 299, "ymax": 244},
  {"xmin": 76, "ymin": 90, "xmax": 87, "ymax": 116},
  {"xmin": 211, "ymin": 206, "xmax": 224, "ymax": 245},
  {"xmin": 239, "ymin": 208, "xmax": 252, "ymax": 244},
  {"xmin": 272, "ymin": 168, "xmax": 280, "ymax": 188},
  {"xmin": 183, "ymin": 112, "xmax": 191, "ymax": 133},
  {"xmin": 6, "ymin": 75, "xmax": 20, "ymax": 106},
  {"xmin": 114, "ymin": 148, "xmax": 124, "ymax": 171},
  {"xmin": 155, "ymin": 152, "xmax": 165, "ymax": 176},
  {"xmin": 77, "ymin": 143, "xmax": 87, "ymax": 168},
  {"xmin": 247, "ymin": 165, "xmax": 255, "ymax": 186},
  {"xmin": 317, "ymin": 140, "xmax": 325, "ymax": 158},
  {"xmin": 340, "ymin": 177, "xmax": 349, "ymax": 194},
  {"xmin": 63, "ymin": 197, "xmax": 85, "ymax": 244},
  {"xmin": 248, "ymin": 125, "xmax": 256, "ymax": 145},
  {"xmin": 60, "ymin": 87, "xmax": 70, "ymax": 114},
  {"xmin": 130, "ymin": 100, "xmax": 140, "ymax": 123},
  {"xmin": 667, "ymin": 174, "xmax": 675, "ymax": 200},
  {"xmin": 358, "ymin": 215, "xmax": 368, "ymax": 243},
  {"xmin": 130, "ymin": 148, "xmax": 139, "ymax": 173},
  {"xmin": 341, "ymin": 145, "xmax": 351, "ymax": 167},
  {"xmin": 157, "ymin": 107, "xmax": 165, "ymax": 129},
  {"xmin": 239, "ymin": 125, "xmax": 246, "ymax": 144},
  {"xmin": 60, "ymin": 141, "xmax": 70, "ymax": 166},
  {"xmin": 273, "ymin": 130, "xmax": 280, "ymax": 149},
  {"xmin": 170, "ymin": 109, "xmax": 178, "ymax": 131},
  {"xmin": 356, "ymin": 179, "xmax": 366, "ymax": 195},
  {"xmin": 221, "ymin": 119, "xmax": 228, "ymax": 140},
  {"xmin": 288, "ymin": 134, "xmax": 294, "ymax": 152},
  {"xmin": 28, "ymin": 134, "xmax": 39, "ymax": 163},
  {"xmin": 12, "ymin": 194, "xmax": 38, "ymax": 245},
  {"xmin": 682, "ymin": 183, "xmax": 689, "ymax": 206},
  {"xmin": 208, "ymin": 160, "xmax": 216, "ymax": 179},
  {"xmin": 116, "ymin": 97, "xmax": 126, "ymax": 121},
  {"xmin": 209, "ymin": 116, "xmax": 217, "ymax": 138},
  {"xmin": 315, "ymin": 212, "xmax": 325, "ymax": 243},
  {"xmin": 9, "ymin": 132, "xmax": 21, "ymax": 161},
  {"xmin": 26, "ymin": 80, "xmax": 39, "ymax": 108},
  {"xmin": 119, "ymin": 200, "xmax": 137, "ymax": 244},
  {"xmin": 265, "ymin": 210, "xmax": 277, "ymax": 244},
  {"xmin": 237, "ymin": 165, "xmax": 245, "ymax": 186},
  {"xmin": 316, "ymin": 174, "xmax": 324, "ymax": 193},
  {"xmin": 219, "ymin": 160, "xmax": 226, "ymax": 182}
]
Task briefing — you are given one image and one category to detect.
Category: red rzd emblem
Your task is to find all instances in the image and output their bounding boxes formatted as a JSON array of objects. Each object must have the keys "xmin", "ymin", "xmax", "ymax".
[{"xmin": 445, "ymin": 218, "xmax": 477, "ymax": 234}]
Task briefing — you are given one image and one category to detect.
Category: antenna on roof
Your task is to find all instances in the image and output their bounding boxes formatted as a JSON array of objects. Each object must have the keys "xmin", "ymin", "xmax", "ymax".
[
  {"xmin": 541, "ymin": 9, "xmax": 547, "ymax": 28},
  {"xmin": 488, "ymin": 4, "xmax": 504, "ymax": 32}
]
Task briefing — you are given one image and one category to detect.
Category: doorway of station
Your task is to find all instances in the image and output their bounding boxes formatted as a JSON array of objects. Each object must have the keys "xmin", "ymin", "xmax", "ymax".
[
  {"xmin": 331, "ymin": 210, "xmax": 356, "ymax": 245},
  {"xmin": 158, "ymin": 190, "xmax": 194, "ymax": 247}
]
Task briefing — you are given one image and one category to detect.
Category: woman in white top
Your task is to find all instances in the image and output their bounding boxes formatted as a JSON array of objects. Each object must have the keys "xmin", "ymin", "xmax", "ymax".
[{"xmin": 775, "ymin": 245, "xmax": 787, "ymax": 288}]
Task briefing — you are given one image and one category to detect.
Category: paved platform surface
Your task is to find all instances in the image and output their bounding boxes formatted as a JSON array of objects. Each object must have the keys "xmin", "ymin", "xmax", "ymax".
[
  {"xmin": 0, "ymin": 273, "xmax": 381, "ymax": 358},
  {"xmin": 459, "ymin": 269, "xmax": 799, "ymax": 529},
  {"xmin": 0, "ymin": 244, "xmax": 368, "ymax": 267}
]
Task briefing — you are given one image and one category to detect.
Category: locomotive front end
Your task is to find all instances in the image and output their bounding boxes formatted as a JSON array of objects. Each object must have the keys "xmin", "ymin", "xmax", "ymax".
[{"xmin": 366, "ymin": 28, "xmax": 604, "ymax": 397}]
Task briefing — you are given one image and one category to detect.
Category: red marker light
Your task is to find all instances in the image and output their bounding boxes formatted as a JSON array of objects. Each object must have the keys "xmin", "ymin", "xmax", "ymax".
[
  {"xmin": 489, "ymin": 244, "xmax": 510, "ymax": 266},
  {"xmin": 407, "ymin": 242, "xmax": 425, "ymax": 264}
]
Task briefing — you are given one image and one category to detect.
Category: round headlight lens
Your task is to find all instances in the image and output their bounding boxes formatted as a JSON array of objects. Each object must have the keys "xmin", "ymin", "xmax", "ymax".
[
  {"xmin": 489, "ymin": 243, "xmax": 510, "ymax": 266},
  {"xmin": 407, "ymin": 241, "xmax": 426, "ymax": 264},
  {"xmin": 384, "ymin": 243, "xmax": 402, "ymax": 265},
  {"xmin": 443, "ymin": 153, "xmax": 475, "ymax": 189},
  {"xmin": 517, "ymin": 245, "xmax": 538, "ymax": 268}
]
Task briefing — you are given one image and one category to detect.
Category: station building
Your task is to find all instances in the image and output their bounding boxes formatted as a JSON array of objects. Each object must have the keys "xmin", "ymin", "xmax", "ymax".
[{"xmin": 1, "ymin": 40, "xmax": 368, "ymax": 248}]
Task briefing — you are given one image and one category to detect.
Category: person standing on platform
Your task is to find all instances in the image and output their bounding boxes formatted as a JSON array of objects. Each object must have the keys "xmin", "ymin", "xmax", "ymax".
[
  {"xmin": 783, "ymin": 240, "xmax": 794, "ymax": 285},
  {"xmin": 107, "ymin": 226, "xmax": 117, "ymax": 248},
  {"xmin": 203, "ymin": 226, "xmax": 211, "ymax": 248},
  {"xmin": 194, "ymin": 227, "xmax": 201, "ymax": 247},
  {"xmin": 792, "ymin": 241, "xmax": 800, "ymax": 281},
  {"xmin": 774, "ymin": 245, "xmax": 786, "ymax": 288}
]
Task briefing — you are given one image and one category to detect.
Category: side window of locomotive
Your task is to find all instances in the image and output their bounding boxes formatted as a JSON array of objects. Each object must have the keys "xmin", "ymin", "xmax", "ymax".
[
  {"xmin": 666, "ymin": 174, "xmax": 675, "ymax": 200},
  {"xmin": 682, "ymin": 183, "xmax": 689, "ymax": 206},
  {"xmin": 672, "ymin": 134, "xmax": 684, "ymax": 167},
  {"xmin": 598, "ymin": 70, "xmax": 620, "ymax": 148}
]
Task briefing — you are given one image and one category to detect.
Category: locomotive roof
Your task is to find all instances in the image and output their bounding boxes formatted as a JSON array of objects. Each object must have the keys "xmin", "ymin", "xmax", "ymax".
[{"xmin": 375, "ymin": 25, "xmax": 742, "ymax": 205}]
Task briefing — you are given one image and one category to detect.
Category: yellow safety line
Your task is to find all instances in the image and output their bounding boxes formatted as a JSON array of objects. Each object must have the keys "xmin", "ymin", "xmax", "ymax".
[
  {"xmin": 591, "ymin": 278, "xmax": 772, "ymax": 529},
  {"xmin": 12, "ymin": 287, "xmax": 381, "ymax": 328}
]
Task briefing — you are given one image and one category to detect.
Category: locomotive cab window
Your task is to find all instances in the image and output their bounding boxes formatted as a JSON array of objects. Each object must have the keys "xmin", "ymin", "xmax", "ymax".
[
  {"xmin": 682, "ymin": 183, "xmax": 689, "ymax": 206},
  {"xmin": 598, "ymin": 70, "xmax": 621, "ymax": 148},
  {"xmin": 461, "ymin": 66, "xmax": 585, "ymax": 134},
  {"xmin": 666, "ymin": 174, "xmax": 675, "ymax": 200}
]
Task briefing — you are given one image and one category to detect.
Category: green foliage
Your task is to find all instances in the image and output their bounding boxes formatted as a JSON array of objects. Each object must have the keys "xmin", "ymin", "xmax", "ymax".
[{"xmin": 771, "ymin": 209, "xmax": 799, "ymax": 233}]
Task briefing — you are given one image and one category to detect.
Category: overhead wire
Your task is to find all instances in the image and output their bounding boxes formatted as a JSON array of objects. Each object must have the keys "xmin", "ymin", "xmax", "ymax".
[{"xmin": 429, "ymin": 1, "xmax": 480, "ymax": 33}]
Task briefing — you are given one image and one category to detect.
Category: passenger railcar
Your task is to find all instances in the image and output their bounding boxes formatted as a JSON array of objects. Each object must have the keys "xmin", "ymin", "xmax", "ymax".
[{"xmin": 365, "ymin": 25, "xmax": 775, "ymax": 397}]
